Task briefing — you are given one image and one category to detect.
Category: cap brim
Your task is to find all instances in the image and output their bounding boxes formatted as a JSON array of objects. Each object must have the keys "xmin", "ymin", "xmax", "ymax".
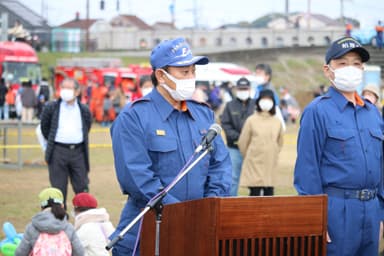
[
  {"xmin": 332, "ymin": 47, "xmax": 370, "ymax": 63},
  {"xmin": 169, "ymin": 56, "xmax": 209, "ymax": 67}
]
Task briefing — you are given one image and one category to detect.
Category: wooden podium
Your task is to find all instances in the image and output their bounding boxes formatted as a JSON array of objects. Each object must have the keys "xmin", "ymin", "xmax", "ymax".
[{"xmin": 141, "ymin": 195, "xmax": 327, "ymax": 256}]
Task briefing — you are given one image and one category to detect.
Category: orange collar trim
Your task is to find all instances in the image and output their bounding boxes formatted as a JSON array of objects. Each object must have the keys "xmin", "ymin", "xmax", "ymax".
[
  {"xmin": 181, "ymin": 101, "xmax": 188, "ymax": 112},
  {"xmin": 354, "ymin": 92, "xmax": 364, "ymax": 106}
]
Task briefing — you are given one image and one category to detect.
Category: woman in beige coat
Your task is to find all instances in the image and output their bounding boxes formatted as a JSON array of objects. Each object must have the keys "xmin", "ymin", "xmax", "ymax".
[{"xmin": 238, "ymin": 89, "xmax": 284, "ymax": 196}]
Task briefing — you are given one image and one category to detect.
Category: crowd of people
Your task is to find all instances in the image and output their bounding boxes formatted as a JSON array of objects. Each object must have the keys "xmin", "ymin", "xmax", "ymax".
[
  {"xmin": 83, "ymin": 75, "xmax": 154, "ymax": 127},
  {"xmin": 15, "ymin": 188, "xmax": 115, "ymax": 256},
  {"xmin": 0, "ymin": 77, "xmax": 51, "ymax": 122},
  {"xmin": 0, "ymin": 74, "xmax": 155, "ymax": 126},
  {"xmin": 8, "ymin": 35, "xmax": 384, "ymax": 256}
]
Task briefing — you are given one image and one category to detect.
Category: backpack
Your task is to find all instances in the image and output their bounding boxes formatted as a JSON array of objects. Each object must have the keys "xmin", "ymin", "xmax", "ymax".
[{"xmin": 29, "ymin": 230, "xmax": 72, "ymax": 256}]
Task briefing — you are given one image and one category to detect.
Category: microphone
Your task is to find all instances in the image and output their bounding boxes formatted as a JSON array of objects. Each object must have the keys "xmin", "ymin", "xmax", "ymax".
[{"xmin": 195, "ymin": 124, "xmax": 222, "ymax": 153}]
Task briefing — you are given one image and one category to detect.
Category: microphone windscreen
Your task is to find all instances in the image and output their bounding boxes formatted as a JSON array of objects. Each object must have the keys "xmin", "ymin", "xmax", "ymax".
[{"xmin": 210, "ymin": 123, "xmax": 222, "ymax": 134}]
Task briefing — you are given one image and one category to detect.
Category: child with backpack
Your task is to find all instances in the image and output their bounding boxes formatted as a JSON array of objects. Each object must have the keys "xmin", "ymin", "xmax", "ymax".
[
  {"xmin": 15, "ymin": 187, "xmax": 84, "ymax": 256},
  {"xmin": 72, "ymin": 192, "xmax": 115, "ymax": 256}
]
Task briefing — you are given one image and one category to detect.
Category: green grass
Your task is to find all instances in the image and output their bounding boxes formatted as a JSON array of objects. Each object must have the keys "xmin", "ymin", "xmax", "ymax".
[{"xmin": 285, "ymin": 59, "xmax": 309, "ymax": 70}]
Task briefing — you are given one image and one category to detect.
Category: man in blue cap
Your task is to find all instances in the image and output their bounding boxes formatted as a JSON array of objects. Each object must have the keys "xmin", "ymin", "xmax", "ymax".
[
  {"xmin": 109, "ymin": 37, "xmax": 232, "ymax": 255},
  {"xmin": 294, "ymin": 37, "xmax": 384, "ymax": 256}
]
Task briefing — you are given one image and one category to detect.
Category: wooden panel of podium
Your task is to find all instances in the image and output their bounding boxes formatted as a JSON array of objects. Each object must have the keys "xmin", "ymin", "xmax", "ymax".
[{"xmin": 141, "ymin": 195, "xmax": 327, "ymax": 256}]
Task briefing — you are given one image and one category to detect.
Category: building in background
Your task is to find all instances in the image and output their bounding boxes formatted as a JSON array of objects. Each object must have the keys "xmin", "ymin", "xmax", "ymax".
[
  {"xmin": 0, "ymin": 0, "xmax": 51, "ymax": 51},
  {"xmin": 52, "ymin": 13, "xmax": 99, "ymax": 52},
  {"xmin": 0, "ymin": 1, "xmax": 348, "ymax": 53}
]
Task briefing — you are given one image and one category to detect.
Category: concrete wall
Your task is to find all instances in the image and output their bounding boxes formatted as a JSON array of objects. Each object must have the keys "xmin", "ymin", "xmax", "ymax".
[
  {"xmin": 204, "ymin": 45, "xmax": 328, "ymax": 66},
  {"xmin": 91, "ymin": 27, "xmax": 345, "ymax": 51}
]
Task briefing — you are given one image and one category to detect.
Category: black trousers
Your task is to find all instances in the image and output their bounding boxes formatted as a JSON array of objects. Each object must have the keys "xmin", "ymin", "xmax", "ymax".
[
  {"xmin": 48, "ymin": 144, "xmax": 89, "ymax": 208},
  {"xmin": 249, "ymin": 186, "xmax": 274, "ymax": 196}
]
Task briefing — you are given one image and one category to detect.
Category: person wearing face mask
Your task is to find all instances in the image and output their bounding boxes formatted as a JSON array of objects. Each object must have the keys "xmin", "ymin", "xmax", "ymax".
[
  {"xmin": 109, "ymin": 37, "xmax": 232, "ymax": 255},
  {"xmin": 253, "ymin": 64, "xmax": 279, "ymax": 105},
  {"xmin": 238, "ymin": 89, "xmax": 284, "ymax": 197},
  {"xmin": 362, "ymin": 84, "xmax": 381, "ymax": 109},
  {"xmin": 139, "ymin": 75, "xmax": 154, "ymax": 97},
  {"xmin": 40, "ymin": 78, "xmax": 92, "ymax": 208},
  {"xmin": 220, "ymin": 77, "xmax": 256, "ymax": 196},
  {"xmin": 253, "ymin": 63, "xmax": 286, "ymax": 131},
  {"xmin": 294, "ymin": 37, "xmax": 384, "ymax": 256}
]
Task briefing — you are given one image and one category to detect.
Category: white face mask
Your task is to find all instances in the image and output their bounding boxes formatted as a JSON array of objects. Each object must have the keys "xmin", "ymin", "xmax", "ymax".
[
  {"xmin": 259, "ymin": 98, "xmax": 274, "ymax": 112},
  {"xmin": 236, "ymin": 90, "xmax": 250, "ymax": 101},
  {"xmin": 254, "ymin": 75, "xmax": 265, "ymax": 85},
  {"xmin": 161, "ymin": 70, "xmax": 196, "ymax": 101},
  {"xmin": 60, "ymin": 88, "xmax": 75, "ymax": 102},
  {"xmin": 329, "ymin": 66, "xmax": 363, "ymax": 92},
  {"xmin": 141, "ymin": 87, "xmax": 153, "ymax": 96}
]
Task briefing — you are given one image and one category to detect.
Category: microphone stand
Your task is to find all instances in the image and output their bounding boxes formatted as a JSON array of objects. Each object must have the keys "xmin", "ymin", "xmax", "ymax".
[{"xmin": 106, "ymin": 144, "xmax": 214, "ymax": 254}]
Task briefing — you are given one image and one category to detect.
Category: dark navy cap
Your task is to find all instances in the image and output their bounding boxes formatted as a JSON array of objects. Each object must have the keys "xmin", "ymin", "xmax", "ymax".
[
  {"xmin": 325, "ymin": 37, "xmax": 370, "ymax": 64},
  {"xmin": 150, "ymin": 37, "xmax": 209, "ymax": 70}
]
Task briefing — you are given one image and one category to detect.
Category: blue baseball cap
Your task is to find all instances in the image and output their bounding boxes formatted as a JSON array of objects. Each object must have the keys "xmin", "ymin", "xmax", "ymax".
[
  {"xmin": 325, "ymin": 37, "xmax": 370, "ymax": 64},
  {"xmin": 150, "ymin": 37, "xmax": 209, "ymax": 70}
]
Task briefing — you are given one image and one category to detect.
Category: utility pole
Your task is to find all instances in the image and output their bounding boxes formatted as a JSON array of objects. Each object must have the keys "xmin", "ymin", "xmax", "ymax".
[
  {"xmin": 85, "ymin": 0, "xmax": 89, "ymax": 51},
  {"xmin": 340, "ymin": 0, "xmax": 345, "ymax": 24},
  {"xmin": 307, "ymin": 0, "xmax": 311, "ymax": 29},
  {"xmin": 285, "ymin": 0, "xmax": 289, "ymax": 28},
  {"xmin": 169, "ymin": 0, "xmax": 175, "ymax": 27},
  {"xmin": 40, "ymin": 0, "xmax": 44, "ymax": 20},
  {"xmin": 193, "ymin": 0, "xmax": 198, "ymax": 29},
  {"xmin": 185, "ymin": 0, "xmax": 198, "ymax": 29},
  {"xmin": 1, "ymin": 13, "xmax": 8, "ymax": 41}
]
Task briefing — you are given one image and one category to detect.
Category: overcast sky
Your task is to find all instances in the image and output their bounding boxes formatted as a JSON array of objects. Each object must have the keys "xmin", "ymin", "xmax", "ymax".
[{"xmin": 23, "ymin": 0, "xmax": 384, "ymax": 29}]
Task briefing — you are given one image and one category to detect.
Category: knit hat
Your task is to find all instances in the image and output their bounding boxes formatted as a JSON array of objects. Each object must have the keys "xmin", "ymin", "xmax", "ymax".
[
  {"xmin": 38, "ymin": 187, "xmax": 64, "ymax": 207},
  {"xmin": 362, "ymin": 84, "xmax": 380, "ymax": 100},
  {"xmin": 72, "ymin": 192, "xmax": 98, "ymax": 209}
]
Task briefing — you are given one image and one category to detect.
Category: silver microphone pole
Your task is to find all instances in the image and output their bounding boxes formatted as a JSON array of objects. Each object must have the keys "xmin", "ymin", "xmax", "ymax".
[{"xmin": 106, "ymin": 145, "xmax": 213, "ymax": 252}]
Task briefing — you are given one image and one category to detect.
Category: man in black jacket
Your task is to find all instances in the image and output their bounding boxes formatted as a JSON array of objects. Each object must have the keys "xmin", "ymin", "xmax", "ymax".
[
  {"xmin": 40, "ymin": 78, "xmax": 92, "ymax": 207},
  {"xmin": 220, "ymin": 77, "xmax": 255, "ymax": 196}
]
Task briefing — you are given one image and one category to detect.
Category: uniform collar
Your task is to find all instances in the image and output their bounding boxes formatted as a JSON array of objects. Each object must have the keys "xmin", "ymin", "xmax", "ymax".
[
  {"xmin": 152, "ymin": 88, "xmax": 194, "ymax": 121},
  {"xmin": 327, "ymin": 86, "xmax": 368, "ymax": 112}
]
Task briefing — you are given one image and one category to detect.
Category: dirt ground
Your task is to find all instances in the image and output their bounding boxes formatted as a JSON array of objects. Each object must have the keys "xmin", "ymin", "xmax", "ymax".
[
  {"xmin": 1, "ymin": 122, "xmax": 383, "ymax": 254},
  {"xmin": 0, "ymin": 123, "xmax": 297, "ymax": 231}
]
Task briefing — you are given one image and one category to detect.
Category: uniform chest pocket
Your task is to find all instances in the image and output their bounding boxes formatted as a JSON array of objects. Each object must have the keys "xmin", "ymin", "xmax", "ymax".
[
  {"xmin": 369, "ymin": 129, "xmax": 384, "ymax": 158},
  {"xmin": 326, "ymin": 128, "xmax": 357, "ymax": 160},
  {"xmin": 148, "ymin": 136, "xmax": 178, "ymax": 176}
]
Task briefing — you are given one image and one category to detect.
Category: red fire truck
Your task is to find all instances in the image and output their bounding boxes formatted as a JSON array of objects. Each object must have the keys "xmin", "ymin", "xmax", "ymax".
[
  {"xmin": 54, "ymin": 58, "xmax": 152, "ymax": 94},
  {"xmin": 54, "ymin": 59, "xmax": 152, "ymax": 122},
  {"xmin": 0, "ymin": 41, "xmax": 41, "ymax": 89}
]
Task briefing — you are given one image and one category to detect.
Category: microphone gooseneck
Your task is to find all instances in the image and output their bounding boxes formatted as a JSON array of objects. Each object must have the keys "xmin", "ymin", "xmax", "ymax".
[{"xmin": 195, "ymin": 124, "xmax": 222, "ymax": 153}]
